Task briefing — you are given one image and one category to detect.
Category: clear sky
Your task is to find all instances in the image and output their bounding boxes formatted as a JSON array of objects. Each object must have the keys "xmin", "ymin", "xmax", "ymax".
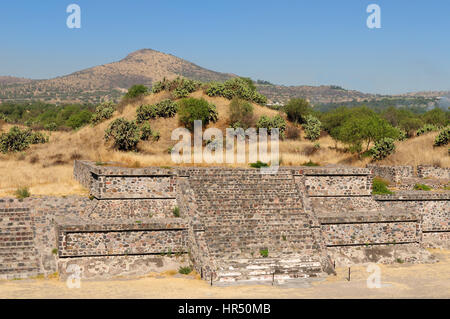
[{"xmin": 0, "ymin": 0, "xmax": 449, "ymax": 94}]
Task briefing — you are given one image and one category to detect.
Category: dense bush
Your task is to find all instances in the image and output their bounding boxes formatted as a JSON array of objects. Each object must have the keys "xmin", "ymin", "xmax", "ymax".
[
  {"xmin": 416, "ymin": 124, "xmax": 438, "ymax": 136},
  {"xmin": 396, "ymin": 129, "xmax": 408, "ymax": 141},
  {"xmin": 66, "ymin": 110, "xmax": 92, "ymax": 129},
  {"xmin": 155, "ymin": 99, "xmax": 178, "ymax": 118},
  {"xmin": 434, "ymin": 127, "xmax": 450, "ymax": 146},
  {"xmin": 136, "ymin": 104, "xmax": 158, "ymax": 123},
  {"xmin": 256, "ymin": 115, "xmax": 287, "ymax": 138},
  {"xmin": 284, "ymin": 98, "xmax": 311, "ymax": 124},
  {"xmin": 124, "ymin": 84, "xmax": 149, "ymax": 99},
  {"xmin": 370, "ymin": 137, "xmax": 396, "ymax": 160},
  {"xmin": 104, "ymin": 118, "xmax": 140, "ymax": 151},
  {"xmin": 0, "ymin": 126, "xmax": 32, "ymax": 153},
  {"xmin": 91, "ymin": 101, "xmax": 115, "ymax": 125},
  {"xmin": 303, "ymin": 115, "xmax": 322, "ymax": 141},
  {"xmin": 28, "ymin": 131, "xmax": 49, "ymax": 144},
  {"xmin": 0, "ymin": 126, "xmax": 48, "ymax": 153},
  {"xmin": 137, "ymin": 99, "xmax": 179, "ymax": 123},
  {"xmin": 178, "ymin": 98, "xmax": 218, "ymax": 130},
  {"xmin": 139, "ymin": 123, "xmax": 160, "ymax": 142},
  {"xmin": 205, "ymin": 77, "xmax": 267, "ymax": 104},
  {"xmin": 0, "ymin": 101, "xmax": 96, "ymax": 131},
  {"xmin": 44, "ymin": 123, "xmax": 58, "ymax": 131},
  {"xmin": 140, "ymin": 123, "xmax": 153, "ymax": 141},
  {"xmin": 228, "ymin": 97, "xmax": 254, "ymax": 129},
  {"xmin": 151, "ymin": 77, "xmax": 201, "ymax": 98}
]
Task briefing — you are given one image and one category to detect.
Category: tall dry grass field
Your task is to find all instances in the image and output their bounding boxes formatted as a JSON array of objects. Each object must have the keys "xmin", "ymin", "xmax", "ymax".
[{"xmin": 0, "ymin": 92, "xmax": 448, "ymax": 196}]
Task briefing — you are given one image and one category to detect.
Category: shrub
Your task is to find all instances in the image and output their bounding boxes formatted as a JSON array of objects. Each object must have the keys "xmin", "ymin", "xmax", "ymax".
[
  {"xmin": 229, "ymin": 97, "xmax": 254, "ymax": 129},
  {"xmin": 251, "ymin": 91, "xmax": 268, "ymax": 105},
  {"xmin": 152, "ymin": 131, "xmax": 161, "ymax": 141},
  {"xmin": 302, "ymin": 160, "xmax": 320, "ymax": 167},
  {"xmin": 173, "ymin": 206, "xmax": 180, "ymax": 217},
  {"xmin": 414, "ymin": 184, "xmax": 432, "ymax": 191},
  {"xmin": 136, "ymin": 104, "xmax": 158, "ymax": 123},
  {"xmin": 178, "ymin": 266, "xmax": 192, "ymax": 275},
  {"xmin": 396, "ymin": 129, "xmax": 408, "ymax": 141},
  {"xmin": 205, "ymin": 77, "xmax": 267, "ymax": 104},
  {"xmin": 0, "ymin": 126, "xmax": 32, "ymax": 153},
  {"xmin": 177, "ymin": 98, "xmax": 218, "ymax": 130},
  {"xmin": 124, "ymin": 84, "xmax": 149, "ymax": 99},
  {"xmin": 140, "ymin": 123, "xmax": 153, "ymax": 141},
  {"xmin": 104, "ymin": 118, "xmax": 140, "ymax": 151},
  {"xmin": 303, "ymin": 115, "xmax": 322, "ymax": 141},
  {"xmin": 15, "ymin": 187, "xmax": 30, "ymax": 199},
  {"xmin": 372, "ymin": 177, "xmax": 393, "ymax": 195},
  {"xmin": 91, "ymin": 101, "xmax": 115, "ymax": 125},
  {"xmin": 151, "ymin": 77, "xmax": 201, "ymax": 98},
  {"xmin": 44, "ymin": 123, "xmax": 58, "ymax": 131},
  {"xmin": 284, "ymin": 98, "xmax": 311, "ymax": 124},
  {"xmin": 28, "ymin": 131, "xmax": 48, "ymax": 144},
  {"xmin": 259, "ymin": 248, "xmax": 269, "ymax": 258},
  {"xmin": 155, "ymin": 99, "xmax": 178, "ymax": 118},
  {"xmin": 434, "ymin": 127, "xmax": 450, "ymax": 146},
  {"xmin": 256, "ymin": 115, "xmax": 286, "ymax": 138},
  {"xmin": 370, "ymin": 137, "xmax": 396, "ymax": 160},
  {"xmin": 416, "ymin": 124, "xmax": 438, "ymax": 136},
  {"xmin": 250, "ymin": 161, "xmax": 269, "ymax": 168},
  {"xmin": 205, "ymin": 82, "xmax": 225, "ymax": 97}
]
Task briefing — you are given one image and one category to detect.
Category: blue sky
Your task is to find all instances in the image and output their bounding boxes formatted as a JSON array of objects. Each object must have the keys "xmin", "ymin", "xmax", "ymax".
[{"xmin": 0, "ymin": 0, "xmax": 449, "ymax": 94}]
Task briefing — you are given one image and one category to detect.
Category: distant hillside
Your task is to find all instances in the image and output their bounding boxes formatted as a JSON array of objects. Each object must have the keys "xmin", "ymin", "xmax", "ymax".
[
  {"xmin": 0, "ymin": 76, "xmax": 33, "ymax": 85},
  {"xmin": 0, "ymin": 48, "xmax": 447, "ymax": 105},
  {"xmin": 256, "ymin": 84, "xmax": 379, "ymax": 105},
  {"xmin": 0, "ymin": 49, "xmax": 236, "ymax": 104}
]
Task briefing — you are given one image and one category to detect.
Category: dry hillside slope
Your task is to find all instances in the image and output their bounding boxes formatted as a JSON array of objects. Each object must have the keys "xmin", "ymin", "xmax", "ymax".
[{"xmin": 0, "ymin": 90, "xmax": 448, "ymax": 196}]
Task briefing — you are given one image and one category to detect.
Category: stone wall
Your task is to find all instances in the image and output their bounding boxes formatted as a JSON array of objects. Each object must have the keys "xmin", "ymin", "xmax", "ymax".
[
  {"xmin": 417, "ymin": 165, "xmax": 450, "ymax": 179},
  {"xmin": 318, "ymin": 212, "xmax": 420, "ymax": 246},
  {"xmin": 1, "ymin": 162, "xmax": 448, "ymax": 281},
  {"xmin": 367, "ymin": 164, "xmax": 414, "ymax": 183},
  {"xmin": 375, "ymin": 192, "xmax": 450, "ymax": 248},
  {"xmin": 58, "ymin": 220, "xmax": 188, "ymax": 257}
]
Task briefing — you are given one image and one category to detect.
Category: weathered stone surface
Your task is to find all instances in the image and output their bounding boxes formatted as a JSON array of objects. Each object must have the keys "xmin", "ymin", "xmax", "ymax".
[{"xmin": 0, "ymin": 161, "xmax": 448, "ymax": 282}]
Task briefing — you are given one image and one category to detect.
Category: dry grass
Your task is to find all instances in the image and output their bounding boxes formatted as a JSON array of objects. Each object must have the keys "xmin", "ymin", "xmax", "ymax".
[{"xmin": 0, "ymin": 91, "xmax": 448, "ymax": 196}]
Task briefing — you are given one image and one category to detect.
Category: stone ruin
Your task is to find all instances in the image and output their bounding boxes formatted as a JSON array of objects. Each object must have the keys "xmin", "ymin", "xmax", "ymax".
[{"xmin": 0, "ymin": 160, "xmax": 448, "ymax": 284}]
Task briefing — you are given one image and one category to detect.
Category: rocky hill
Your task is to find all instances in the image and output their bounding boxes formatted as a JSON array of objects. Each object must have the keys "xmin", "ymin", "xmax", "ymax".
[
  {"xmin": 0, "ymin": 49, "xmax": 447, "ymax": 105},
  {"xmin": 0, "ymin": 49, "xmax": 235, "ymax": 104}
]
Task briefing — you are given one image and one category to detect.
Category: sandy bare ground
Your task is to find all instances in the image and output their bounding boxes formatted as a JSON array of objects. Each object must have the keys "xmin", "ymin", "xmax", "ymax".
[{"xmin": 1, "ymin": 249, "xmax": 449, "ymax": 299}]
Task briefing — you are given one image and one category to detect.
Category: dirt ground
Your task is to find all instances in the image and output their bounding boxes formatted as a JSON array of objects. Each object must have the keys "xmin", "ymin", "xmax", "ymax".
[{"xmin": 1, "ymin": 249, "xmax": 449, "ymax": 299}]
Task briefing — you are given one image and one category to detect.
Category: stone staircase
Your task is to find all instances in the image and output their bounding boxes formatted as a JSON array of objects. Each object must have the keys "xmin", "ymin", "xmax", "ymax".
[
  {"xmin": 187, "ymin": 168, "xmax": 327, "ymax": 283},
  {"xmin": 0, "ymin": 208, "xmax": 41, "ymax": 279}
]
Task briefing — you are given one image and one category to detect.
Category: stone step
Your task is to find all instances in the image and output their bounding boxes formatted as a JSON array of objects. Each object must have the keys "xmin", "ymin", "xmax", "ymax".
[{"xmin": 215, "ymin": 257, "xmax": 324, "ymax": 282}]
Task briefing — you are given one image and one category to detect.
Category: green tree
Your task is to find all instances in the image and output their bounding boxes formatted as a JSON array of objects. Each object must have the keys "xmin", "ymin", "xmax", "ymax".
[
  {"xmin": 284, "ymin": 98, "xmax": 311, "ymax": 124},
  {"xmin": 124, "ymin": 85, "xmax": 149, "ymax": 99},
  {"xmin": 66, "ymin": 110, "xmax": 92, "ymax": 129},
  {"xmin": 177, "ymin": 98, "xmax": 218, "ymax": 130},
  {"xmin": 229, "ymin": 97, "xmax": 254, "ymax": 129},
  {"xmin": 338, "ymin": 112, "xmax": 399, "ymax": 152}
]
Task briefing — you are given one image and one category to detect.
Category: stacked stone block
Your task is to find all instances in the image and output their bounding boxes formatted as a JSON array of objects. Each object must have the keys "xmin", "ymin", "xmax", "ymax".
[{"xmin": 0, "ymin": 200, "xmax": 40, "ymax": 279}]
